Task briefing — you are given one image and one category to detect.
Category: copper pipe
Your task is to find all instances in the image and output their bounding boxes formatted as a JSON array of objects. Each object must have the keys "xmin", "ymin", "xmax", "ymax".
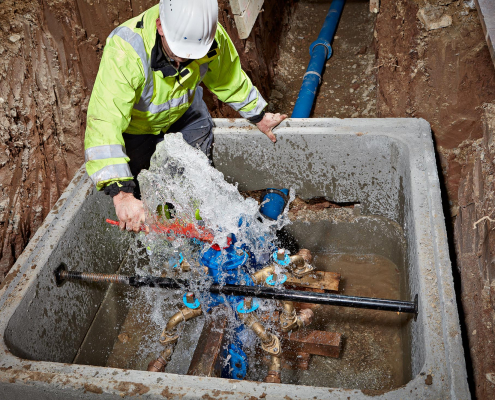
[
  {"xmin": 239, "ymin": 313, "xmax": 271, "ymax": 343},
  {"xmin": 298, "ymin": 308, "xmax": 314, "ymax": 327},
  {"xmin": 147, "ymin": 345, "xmax": 174, "ymax": 372},
  {"xmin": 268, "ymin": 355, "xmax": 281, "ymax": 372},
  {"xmin": 180, "ymin": 259, "xmax": 191, "ymax": 272},
  {"xmin": 265, "ymin": 356, "xmax": 281, "ymax": 383}
]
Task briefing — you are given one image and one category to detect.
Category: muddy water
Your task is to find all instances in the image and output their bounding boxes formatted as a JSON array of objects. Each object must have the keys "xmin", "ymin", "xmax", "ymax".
[
  {"xmin": 280, "ymin": 253, "xmax": 411, "ymax": 390},
  {"xmin": 74, "ymin": 214, "xmax": 412, "ymax": 392}
]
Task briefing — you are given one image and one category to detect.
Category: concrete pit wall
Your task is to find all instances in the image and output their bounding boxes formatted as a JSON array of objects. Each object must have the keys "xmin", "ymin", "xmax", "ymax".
[{"xmin": 0, "ymin": 119, "xmax": 468, "ymax": 399}]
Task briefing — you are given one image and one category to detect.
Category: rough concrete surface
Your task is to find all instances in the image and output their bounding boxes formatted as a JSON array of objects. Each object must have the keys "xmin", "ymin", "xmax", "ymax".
[{"xmin": 0, "ymin": 118, "xmax": 469, "ymax": 399}]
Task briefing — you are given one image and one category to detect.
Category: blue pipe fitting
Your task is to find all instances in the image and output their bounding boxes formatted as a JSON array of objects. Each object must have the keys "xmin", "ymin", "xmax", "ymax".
[
  {"xmin": 236, "ymin": 298, "xmax": 260, "ymax": 313},
  {"xmin": 222, "ymin": 342, "xmax": 248, "ymax": 380},
  {"xmin": 272, "ymin": 250, "xmax": 290, "ymax": 266},
  {"xmin": 266, "ymin": 274, "xmax": 288, "ymax": 286},
  {"xmin": 182, "ymin": 293, "xmax": 201, "ymax": 309},
  {"xmin": 171, "ymin": 252, "xmax": 184, "ymax": 269},
  {"xmin": 292, "ymin": 0, "xmax": 346, "ymax": 118},
  {"xmin": 260, "ymin": 188, "xmax": 289, "ymax": 221}
]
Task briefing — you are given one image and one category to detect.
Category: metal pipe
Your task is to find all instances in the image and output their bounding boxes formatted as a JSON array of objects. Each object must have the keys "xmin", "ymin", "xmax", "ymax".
[
  {"xmin": 55, "ymin": 265, "xmax": 418, "ymax": 316},
  {"xmin": 291, "ymin": 0, "xmax": 346, "ymax": 118}
]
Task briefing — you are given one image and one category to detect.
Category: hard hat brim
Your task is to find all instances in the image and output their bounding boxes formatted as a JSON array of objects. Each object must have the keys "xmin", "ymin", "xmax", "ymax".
[{"xmin": 165, "ymin": 34, "xmax": 214, "ymax": 60}]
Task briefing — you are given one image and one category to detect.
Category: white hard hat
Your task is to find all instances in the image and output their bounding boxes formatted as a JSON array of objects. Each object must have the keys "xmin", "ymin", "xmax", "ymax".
[{"xmin": 159, "ymin": 0, "xmax": 218, "ymax": 60}]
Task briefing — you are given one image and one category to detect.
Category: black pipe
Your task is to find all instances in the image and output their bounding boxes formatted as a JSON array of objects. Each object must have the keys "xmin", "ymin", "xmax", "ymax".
[{"xmin": 55, "ymin": 264, "xmax": 418, "ymax": 316}]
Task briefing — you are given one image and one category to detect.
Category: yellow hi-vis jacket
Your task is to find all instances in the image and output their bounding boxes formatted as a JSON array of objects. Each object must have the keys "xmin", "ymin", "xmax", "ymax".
[{"xmin": 84, "ymin": 4, "xmax": 267, "ymax": 190}]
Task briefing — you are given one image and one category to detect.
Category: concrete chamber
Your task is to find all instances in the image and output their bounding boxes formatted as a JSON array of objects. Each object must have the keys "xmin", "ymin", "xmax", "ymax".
[{"xmin": 0, "ymin": 119, "xmax": 469, "ymax": 399}]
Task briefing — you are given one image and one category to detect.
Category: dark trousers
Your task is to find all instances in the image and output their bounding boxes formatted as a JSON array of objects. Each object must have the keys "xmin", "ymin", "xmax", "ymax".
[{"xmin": 123, "ymin": 87, "xmax": 214, "ymax": 198}]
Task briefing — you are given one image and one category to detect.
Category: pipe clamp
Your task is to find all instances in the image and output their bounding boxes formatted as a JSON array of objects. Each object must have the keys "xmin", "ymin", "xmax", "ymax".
[
  {"xmin": 310, "ymin": 38, "xmax": 333, "ymax": 60},
  {"xmin": 303, "ymin": 71, "xmax": 322, "ymax": 84}
]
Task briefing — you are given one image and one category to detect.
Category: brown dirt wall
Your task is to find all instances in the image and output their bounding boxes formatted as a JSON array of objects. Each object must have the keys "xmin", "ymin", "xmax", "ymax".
[
  {"xmin": 0, "ymin": 0, "xmax": 289, "ymax": 282},
  {"xmin": 374, "ymin": 1, "xmax": 495, "ymax": 398}
]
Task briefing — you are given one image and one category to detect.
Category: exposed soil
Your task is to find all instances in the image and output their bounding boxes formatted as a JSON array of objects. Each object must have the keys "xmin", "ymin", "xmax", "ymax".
[
  {"xmin": 0, "ymin": 0, "xmax": 290, "ymax": 281},
  {"xmin": 270, "ymin": 1, "xmax": 495, "ymax": 397},
  {"xmin": 270, "ymin": 0, "xmax": 377, "ymax": 118},
  {"xmin": 2, "ymin": 0, "xmax": 495, "ymax": 397}
]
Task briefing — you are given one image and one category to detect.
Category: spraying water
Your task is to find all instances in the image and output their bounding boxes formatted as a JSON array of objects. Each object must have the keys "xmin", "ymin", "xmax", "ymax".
[
  {"xmin": 138, "ymin": 132, "xmax": 291, "ymax": 274},
  {"xmin": 133, "ymin": 133, "xmax": 295, "ymax": 379}
]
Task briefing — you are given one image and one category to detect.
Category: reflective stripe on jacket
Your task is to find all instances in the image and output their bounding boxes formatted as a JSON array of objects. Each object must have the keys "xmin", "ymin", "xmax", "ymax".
[{"xmin": 84, "ymin": 4, "xmax": 267, "ymax": 190}]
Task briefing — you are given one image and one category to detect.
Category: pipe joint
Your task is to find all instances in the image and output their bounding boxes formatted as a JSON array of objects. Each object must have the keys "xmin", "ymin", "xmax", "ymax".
[{"xmin": 310, "ymin": 38, "xmax": 333, "ymax": 60}]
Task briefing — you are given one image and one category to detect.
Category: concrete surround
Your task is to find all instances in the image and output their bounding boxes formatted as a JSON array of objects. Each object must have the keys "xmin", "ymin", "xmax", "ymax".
[{"xmin": 0, "ymin": 119, "xmax": 469, "ymax": 399}]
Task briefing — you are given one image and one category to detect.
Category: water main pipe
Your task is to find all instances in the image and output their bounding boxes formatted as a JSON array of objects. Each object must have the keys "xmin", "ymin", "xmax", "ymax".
[
  {"xmin": 291, "ymin": 0, "xmax": 346, "ymax": 118},
  {"xmin": 55, "ymin": 264, "xmax": 418, "ymax": 316}
]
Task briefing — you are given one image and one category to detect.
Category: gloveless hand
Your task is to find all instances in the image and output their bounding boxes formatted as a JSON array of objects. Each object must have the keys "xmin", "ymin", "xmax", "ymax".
[
  {"xmin": 256, "ymin": 112, "xmax": 287, "ymax": 143},
  {"xmin": 113, "ymin": 192, "xmax": 148, "ymax": 233}
]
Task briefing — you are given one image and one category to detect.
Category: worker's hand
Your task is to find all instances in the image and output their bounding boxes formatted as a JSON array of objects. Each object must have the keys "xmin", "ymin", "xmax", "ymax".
[
  {"xmin": 113, "ymin": 192, "xmax": 148, "ymax": 233},
  {"xmin": 256, "ymin": 112, "xmax": 287, "ymax": 143}
]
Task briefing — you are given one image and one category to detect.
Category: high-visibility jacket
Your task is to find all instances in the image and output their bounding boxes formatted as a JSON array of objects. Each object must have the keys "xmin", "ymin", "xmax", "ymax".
[{"xmin": 84, "ymin": 4, "xmax": 267, "ymax": 190}]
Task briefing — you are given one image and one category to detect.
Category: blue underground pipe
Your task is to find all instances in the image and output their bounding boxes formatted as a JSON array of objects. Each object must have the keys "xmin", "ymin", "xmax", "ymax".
[{"xmin": 291, "ymin": 0, "xmax": 346, "ymax": 118}]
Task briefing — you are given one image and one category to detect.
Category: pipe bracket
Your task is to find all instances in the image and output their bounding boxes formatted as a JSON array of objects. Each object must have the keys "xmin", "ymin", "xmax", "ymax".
[{"xmin": 309, "ymin": 38, "xmax": 333, "ymax": 60}]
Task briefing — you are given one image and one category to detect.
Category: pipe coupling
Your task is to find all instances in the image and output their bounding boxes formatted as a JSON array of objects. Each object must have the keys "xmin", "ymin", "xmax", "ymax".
[
  {"xmin": 261, "ymin": 333, "xmax": 281, "ymax": 356},
  {"xmin": 310, "ymin": 38, "xmax": 333, "ymax": 60},
  {"xmin": 265, "ymin": 370, "xmax": 281, "ymax": 383},
  {"xmin": 289, "ymin": 255, "xmax": 315, "ymax": 278}
]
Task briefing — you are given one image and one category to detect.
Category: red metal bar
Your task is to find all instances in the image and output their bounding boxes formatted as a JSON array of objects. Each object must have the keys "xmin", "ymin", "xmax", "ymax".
[{"xmin": 105, "ymin": 218, "xmax": 214, "ymax": 243}]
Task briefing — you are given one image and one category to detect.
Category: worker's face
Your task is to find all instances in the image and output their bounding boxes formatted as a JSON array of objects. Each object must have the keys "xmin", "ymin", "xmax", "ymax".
[{"xmin": 156, "ymin": 19, "xmax": 189, "ymax": 63}]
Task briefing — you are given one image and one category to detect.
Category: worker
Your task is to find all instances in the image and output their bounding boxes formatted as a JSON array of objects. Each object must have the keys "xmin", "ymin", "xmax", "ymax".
[{"xmin": 84, "ymin": 0, "xmax": 286, "ymax": 233}]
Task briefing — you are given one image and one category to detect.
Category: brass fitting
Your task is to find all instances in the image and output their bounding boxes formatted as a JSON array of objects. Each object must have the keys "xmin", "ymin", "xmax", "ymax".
[
  {"xmin": 280, "ymin": 301, "xmax": 299, "ymax": 332},
  {"xmin": 289, "ymin": 249, "xmax": 315, "ymax": 278},
  {"xmin": 180, "ymin": 259, "xmax": 191, "ymax": 272},
  {"xmin": 239, "ymin": 312, "xmax": 281, "ymax": 356},
  {"xmin": 147, "ymin": 345, "xmax": 174, "ymax": 372},
  {"xmin": 280, "ymin": 301, "xmax": 314, "ymax": 332},
  {"xmin": 264, "ymin": 355, "xmax": 281, "ymax": 383},
  {"xmin": 160, "ymin": 306, "xmax": 202, "ymax": 345},
  {"xmin": 251, "ymin": 264, "xmax": 275, "ymax": 284}
]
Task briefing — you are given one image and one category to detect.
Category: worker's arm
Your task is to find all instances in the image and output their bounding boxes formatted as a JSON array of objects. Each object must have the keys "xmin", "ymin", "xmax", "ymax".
[
  {"xmin": 202, "ymin": 24, "xmax": 286, "ymax": 142},
  {"xmin": 84, "ymin": 34, "xmax": 146, "ymax": 232}
]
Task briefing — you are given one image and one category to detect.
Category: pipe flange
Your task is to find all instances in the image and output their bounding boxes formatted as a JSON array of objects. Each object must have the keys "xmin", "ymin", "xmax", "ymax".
[
  {"xmin": 160, "ymin": 329, "xmax": 180, "ymax": 345},
  {"xmin": 237, "ymin": 298, "xmax": 260, "ymax": 314},
  {"xmin": 291, "ymin": 264, "xmax": 316, "ymax": 279},
  {"xmin": 261, "ymin": 334, "xmax": 281, "ymax": 356},
  {"xmin": 310, "ymin": 38, "xmax": 333, "ymax": 60}
]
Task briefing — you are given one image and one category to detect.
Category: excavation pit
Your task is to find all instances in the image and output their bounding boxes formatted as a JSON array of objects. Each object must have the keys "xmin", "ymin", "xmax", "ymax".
[{"xmin": 0, "ymin": 119, "xmax": 468, "ymax": 399}]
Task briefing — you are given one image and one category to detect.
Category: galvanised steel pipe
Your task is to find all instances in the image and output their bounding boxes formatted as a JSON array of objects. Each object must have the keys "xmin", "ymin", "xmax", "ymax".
[
  {"xmin": 55, "ymin": 264, "xmax": 418, "ymax": 316},
  {"xmin": 291, "ymin": 0, "xmax": 346, "ymax": 118}
]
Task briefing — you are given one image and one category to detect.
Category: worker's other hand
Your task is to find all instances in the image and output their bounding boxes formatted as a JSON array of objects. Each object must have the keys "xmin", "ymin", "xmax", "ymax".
[
  {"xmin": 113, "ymin": 192, "xmax": 148, "ymax": 233},
  {"xmin": 256, "ymin": 112, "xmax": 287, "ymax": 143}
]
